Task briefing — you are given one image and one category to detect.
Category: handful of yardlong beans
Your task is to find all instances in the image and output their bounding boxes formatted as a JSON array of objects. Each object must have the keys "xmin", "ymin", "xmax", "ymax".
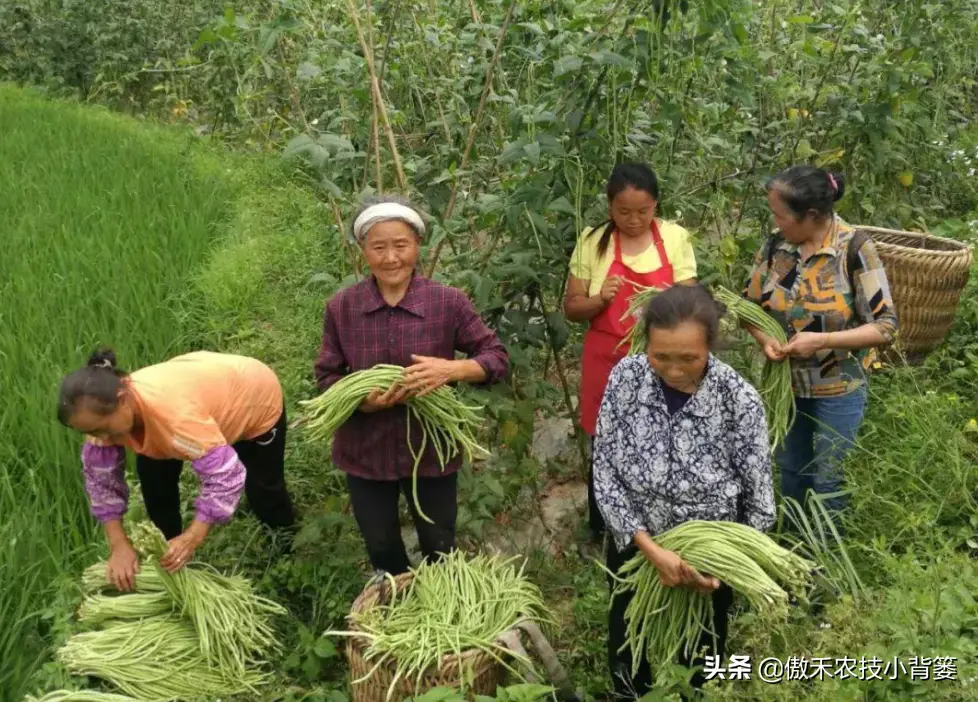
[
  {"xmin": 56, "ymin": 617, "xmax": 268, "ymax": 700},
  {"xmin": 714, "ymin": 286, "xmax": 795, "ymax": 450},
  {"xmin": 127, "ymin": 522, "xmax": 286, "ymax": 675},
  {"xmin": 609, "ymin": 520, "xmax": 814, "ymax": 677},
  {"xmin": 26, "ymin": 691, "xmax": 142, "ymax": 701},
  {"xmin": 298, "ymin": 364, "xmax": 489, "ymax": 522},
  {"xmin": 615, "ymin": 284, "xmax": 662, "ymax": 355},
  {"xmin": 327, "ymin": 550, "xmax": 551, "ymax": 701},
  {"xmin": 41, "ymin": 521, "xmax": 284, "ymax": 700}
]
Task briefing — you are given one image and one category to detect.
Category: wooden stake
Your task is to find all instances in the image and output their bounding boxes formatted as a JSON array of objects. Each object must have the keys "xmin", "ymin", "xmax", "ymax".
[
  {"xmin": 425, "ymin": 1, "xmax": 515, "ymax": 278},
  {"xmin": 345, "ymin": 0, "xmax": 407, "ymax": 190}
]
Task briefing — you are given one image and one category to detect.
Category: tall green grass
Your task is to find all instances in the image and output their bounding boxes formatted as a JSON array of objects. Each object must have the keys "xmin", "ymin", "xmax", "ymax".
[{"xmin": 0, "ymin": 85, "xmax": 233, "ymax": 699}]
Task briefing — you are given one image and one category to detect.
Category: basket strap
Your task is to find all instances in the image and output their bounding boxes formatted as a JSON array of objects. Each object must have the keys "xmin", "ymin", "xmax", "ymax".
[{"xmin": 846, "ymin": 229, "xmax": 870, "ymax": 288}]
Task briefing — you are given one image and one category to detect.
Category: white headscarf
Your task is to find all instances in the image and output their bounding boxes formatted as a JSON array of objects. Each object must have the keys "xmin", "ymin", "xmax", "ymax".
[{"xmin": 352, "ymin": 202, "xmax": 426, "ymax": 243}]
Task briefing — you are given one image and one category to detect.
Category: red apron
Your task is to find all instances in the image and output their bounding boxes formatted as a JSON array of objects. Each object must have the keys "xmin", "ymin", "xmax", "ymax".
[{"xmin": 579, "ymin": 222, "xmax": 674, "ymax": 435}]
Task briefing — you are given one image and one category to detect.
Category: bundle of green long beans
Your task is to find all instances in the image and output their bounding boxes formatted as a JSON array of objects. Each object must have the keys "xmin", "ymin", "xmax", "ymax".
[
  {"xmin": 327, "ymin": 550, "xmax": 551, "ymax": 701},
  {"xmin": 56, "ymin": 617, "xmax": 268, "ymax": 700},
  {"xmin": 26, "ymin": 691, "xmax": 141, "ymax": 701},
  {"xmin": 299, "ymin": 364, "xmax": 489, "ymax": 522},
  {"xmin": 609, "ymin": 520, "xmax": 814, "ymax": 677},
  {"xmin": 714, "ymin": 286, "xmax": 795, "ymax": 450},
  {"xmin": 42, "ymin": 521, "xmax": 284, "ymax": 701},
  {"xmin": 125, "ymin": 521, "xmax": 286, "ymax": 675},
  {"xmin": 615, "ymin": 284, "xmax": 662, "ymax": 355}
]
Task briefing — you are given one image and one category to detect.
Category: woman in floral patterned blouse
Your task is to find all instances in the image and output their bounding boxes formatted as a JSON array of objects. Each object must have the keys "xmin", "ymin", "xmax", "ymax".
[
  {"xmin": 743, "ymin": 166, "xmax": 897, "ymax": 523},
  {"xmin": 593, "ymin": 284, "xmax": 776, "ymax": 699}
]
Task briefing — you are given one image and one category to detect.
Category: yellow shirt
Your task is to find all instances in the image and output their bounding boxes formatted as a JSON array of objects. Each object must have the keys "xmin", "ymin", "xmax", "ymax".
[{"xmin": 568, "ymin": 220, "xmax": 697, "ymax": 296}]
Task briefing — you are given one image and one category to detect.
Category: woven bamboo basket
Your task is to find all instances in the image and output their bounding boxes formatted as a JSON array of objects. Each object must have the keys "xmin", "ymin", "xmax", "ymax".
[
  {"xmin": 853, "ymin": 226, "xmax": 973, "ymax": 361},
  {"xmin": 344, "ymin": 573, "xmax": 505, "ymax": 701}
]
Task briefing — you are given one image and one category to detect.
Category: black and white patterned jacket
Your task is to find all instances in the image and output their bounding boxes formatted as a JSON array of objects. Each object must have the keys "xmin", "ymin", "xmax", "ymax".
[{"xmin": 594, "ymin": 353, "xmax": 776, "ymax": 552}]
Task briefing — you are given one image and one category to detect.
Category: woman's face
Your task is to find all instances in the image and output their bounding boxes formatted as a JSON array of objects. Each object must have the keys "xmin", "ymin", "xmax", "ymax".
[
  {"xmin": 68, "ymin": 392, "xmax": 135, "ymax": 442},
  {"xmin": 646, "ymin": 321, "xmax": 710, "ymax": 393},
  {"xmin": 362, "ymin": 220, "xmax": 421, "ymax": 289},
  {"xmin": 768, "ymin": 189, "xmax": 818, "ymax": 245},
  {"xmin": 609, "ymin": 186, "xmax": 657, "ymax": 240}
]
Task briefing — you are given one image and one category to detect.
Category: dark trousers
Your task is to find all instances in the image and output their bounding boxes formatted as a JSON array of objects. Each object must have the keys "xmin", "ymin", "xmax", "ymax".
[
  {"xmin": 346, "ymin": 472, "xmax": 458, "ymax": 576},
  {"xmin": 588, "ymin": 436, "xmax": 606, "ymax": 536},
  {"xmin": 607, "ymin": 540, "xmax": 733, "ymax": 700},
  {"xmin": 135, "ymin": 408, "xmax": 296, "ymax": 540}
]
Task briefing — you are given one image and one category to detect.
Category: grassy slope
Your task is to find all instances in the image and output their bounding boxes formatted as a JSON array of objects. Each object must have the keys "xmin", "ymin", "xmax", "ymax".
[
  {"xmin": 0, "ymin": 85, "xmax": 360, "ymax": 700},
  {"xmin": 0, "ymin": 84, "xmax": 236, "ymax": 699}
]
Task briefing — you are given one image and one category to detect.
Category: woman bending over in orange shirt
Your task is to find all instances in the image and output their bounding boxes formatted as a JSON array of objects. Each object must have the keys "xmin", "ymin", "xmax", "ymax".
[{"xmin": 58, "ymin": 348, "xmax": 296, "ymax": 590}]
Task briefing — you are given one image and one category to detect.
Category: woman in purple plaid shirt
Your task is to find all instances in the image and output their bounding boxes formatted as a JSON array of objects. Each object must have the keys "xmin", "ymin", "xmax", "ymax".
[{"xmin": 314, "ymin": 195, "xmax": 509, "ymax": 576}]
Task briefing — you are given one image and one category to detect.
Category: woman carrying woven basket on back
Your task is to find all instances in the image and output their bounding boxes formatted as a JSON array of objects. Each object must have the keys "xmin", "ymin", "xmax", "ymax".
[
  {"xmin": 743, "ymin": 166, "xmax": 898, "ymax": 525},
  {"xmin": 563, "ymin": 163, "xmax": 697, "ymax": 540}
]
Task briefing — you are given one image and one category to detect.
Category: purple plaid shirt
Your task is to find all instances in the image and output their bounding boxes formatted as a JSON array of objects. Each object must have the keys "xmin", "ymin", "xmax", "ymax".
[{"xmin": 314, "ymin": 275, "xmax": 509, "ymax": 480}]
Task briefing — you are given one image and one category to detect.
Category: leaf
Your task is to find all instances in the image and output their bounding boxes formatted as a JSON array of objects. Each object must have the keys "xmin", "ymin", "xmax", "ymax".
[
  {"xmin": 501, "ymin": 419, "xmax": 520, "ymax": 443},
  {"xmin": 499, "ymin": 138, "xmax": 527, "ymax": 165},
  {"xmin": 517, "ymin": 22, "xmax": 544, "ymax": 36},
  {"xmin": 788, "ymin": 14, "xmax": 816, "ymax": 24},
  {"xmin": 545, "ymin": 311, "xmax": 570, "ymax": 350},
  {"xmin": 319, "ymin": 177, "xmax": 343, "ymax": 197},
  {"xmin": 296, "ymin": 62, "xmax": 323, "ymax": 81},
  {"xmin": 485, "ymin": 477, "xmax": 505, "ymax": 498},
  {"xmin": 301, "ymin": 654, "xmax": 321, "ymax": 680},
  {"xmin": 313, "ymin": 636, "xmax": 337, "ymax": 659},
  {"xmin": 731, "ymin": 22, "xmax": 748, "ymax": 44},
  {"xmin": 523, "ymin": 141, "xmax": 541, "ymax": 165},
  {"xmin": 794, "ymin": 138, "xmax": 816, "ymax": 159},
  {"xmin": 590, "ymin": 50, "xmax": 632, "ymax": 68},
  {"xmin": 307, "ymin": 272, "xmax": 337, "ymax": 287},
  {"xmin": 412, "ymin": 689, "xmax": 464, "ymax": 702},
  {"xmin": 318, "ymin": 133, "xmax": 355, "ymax": 152},
  {"xmin": 546, "ymin": 196, "xmax": 576, "ymax": 216},
  {"xmin": 553, "ymin": 55, "xmax": 583, "ymax": 77},
  {"xmin": 817, "ymin": 148, "xmax": 846, "ymax": 167}
]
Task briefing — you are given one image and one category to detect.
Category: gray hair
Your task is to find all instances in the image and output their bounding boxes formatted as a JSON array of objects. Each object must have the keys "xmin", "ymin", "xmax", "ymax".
[{"xmin": 350, "ymin": 194, "xmax": 427, "ymax": 244}]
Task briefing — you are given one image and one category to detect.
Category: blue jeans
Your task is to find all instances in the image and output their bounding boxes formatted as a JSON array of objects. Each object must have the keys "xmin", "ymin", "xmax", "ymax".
[{"xmin": 777, "ymin": 386, "xmax": 867, "ymax": 521}]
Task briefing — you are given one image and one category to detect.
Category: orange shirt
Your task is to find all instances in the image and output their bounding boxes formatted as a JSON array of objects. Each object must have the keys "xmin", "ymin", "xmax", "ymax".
[{"xmin": 106, "ymin": 351, "xmax": 282, "ymax": 460}]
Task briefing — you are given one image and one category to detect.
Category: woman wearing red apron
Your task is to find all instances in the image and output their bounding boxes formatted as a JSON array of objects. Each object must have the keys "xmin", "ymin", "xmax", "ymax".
[{"xmin": 564, "ymin": 163, "xmax": 698, "ymax": 538}]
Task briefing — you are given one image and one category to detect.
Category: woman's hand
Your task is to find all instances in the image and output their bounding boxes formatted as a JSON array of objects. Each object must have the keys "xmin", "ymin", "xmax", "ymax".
[
  {"xmin": 402, "ymin": 355, "xmax": 458, "ymax": 397},
  {"xmin": 782, "ymin": 331, "xmax": 827, "ymax": 359},
  {"xmin": 106, "ymin": 541, "xmax": 140, "ymax": 591},
  {"xmin": 599, "ymin": 275, "xmax": 624, "ymax": 303},
  {"xmin": 637, "ymin": 534, "xmax": 720, "ymax": 594},
  {"xmin": 160, "ymin": 523, "xmax": 208, "ymax": 573},
  {"xmin": 359, "ymin": 383, "xmax": 413, "ymax": 413},
  {"xmin": 762, "ymin": 338, "xmax": 786, "ymax": 362}
]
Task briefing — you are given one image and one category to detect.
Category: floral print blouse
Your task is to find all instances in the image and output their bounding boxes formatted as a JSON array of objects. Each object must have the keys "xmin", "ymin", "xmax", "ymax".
[{"xmin": 593, "ymin": 354, "xmax": 776, "ymax": 552}]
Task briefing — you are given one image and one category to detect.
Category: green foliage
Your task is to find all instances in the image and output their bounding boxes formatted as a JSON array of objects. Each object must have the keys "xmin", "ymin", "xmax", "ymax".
[
  {"xmin": 5, "ymin": 0, "xmax": 978, "ymax": 699},
  {"xmin": 0, "ymin": 84, "xmax": 234, "ymax": 701},
  {"xmin": 406, "ymin": 683, "xmax": 556, "ymax": 701}
]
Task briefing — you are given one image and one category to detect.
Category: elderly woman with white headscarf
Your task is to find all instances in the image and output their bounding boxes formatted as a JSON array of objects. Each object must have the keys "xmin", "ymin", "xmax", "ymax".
[{"xmin": 314, "ymin": 195, "xmax": 509, "ymax": 576}]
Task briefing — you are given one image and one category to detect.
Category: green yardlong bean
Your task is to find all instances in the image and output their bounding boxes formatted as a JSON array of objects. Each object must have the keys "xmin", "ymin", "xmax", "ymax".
[
  {"xmin": 714, "ymin": 286, "xmax": 795, "ymax": 451},
  {"xmin": 608, "ymin": 520, "xmax": 815, "ymax": 677},
  {"xmin": 326, "ymin": 550, "xmax": 551, "ymax": 701},
  {"xmin": 616, "ymin": 284, "xmax": 662, "ymax": 355},
  {"xmin": 299, "ymin": 365, "xmax": 490, "ymax": 523}
]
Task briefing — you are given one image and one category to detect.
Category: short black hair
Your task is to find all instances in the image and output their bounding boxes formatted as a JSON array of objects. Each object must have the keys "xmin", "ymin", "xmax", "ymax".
[{"xmin": 643, "ymin": 284, "xmax": 727, "ymax": 348}]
